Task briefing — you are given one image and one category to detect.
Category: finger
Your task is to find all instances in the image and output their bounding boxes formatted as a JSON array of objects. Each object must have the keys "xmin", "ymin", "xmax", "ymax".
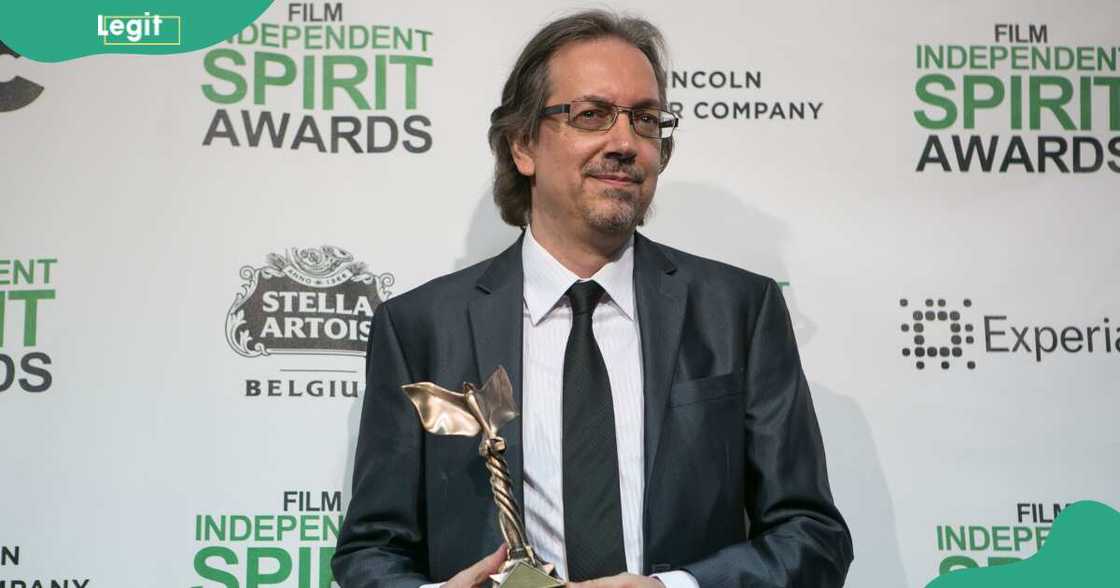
[
  {"xmin": 470, "ymin": 544, "xmax": 508, "ymax": 583},
  {"xmin": 445, "ymin": 545, "xmax": 508, "ymax": 588}
]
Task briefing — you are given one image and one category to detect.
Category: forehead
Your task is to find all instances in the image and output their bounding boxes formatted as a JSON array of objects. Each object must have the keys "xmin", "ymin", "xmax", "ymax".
[{"xmin": 546, "ymin": 36, "xmax": 661, "ymax": 106}]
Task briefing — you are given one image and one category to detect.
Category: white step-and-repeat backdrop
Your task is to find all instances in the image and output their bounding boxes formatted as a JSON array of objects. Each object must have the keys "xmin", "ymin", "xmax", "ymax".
[{"xmin": 2, "ymin": 0, "xmax": 1117, "ymax": 586}]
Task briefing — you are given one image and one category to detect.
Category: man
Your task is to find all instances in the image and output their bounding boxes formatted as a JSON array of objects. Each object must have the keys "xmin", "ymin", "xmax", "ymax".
[{"xmin": 334, "ymin": 10, "xmax": 852, "ymax": 588}]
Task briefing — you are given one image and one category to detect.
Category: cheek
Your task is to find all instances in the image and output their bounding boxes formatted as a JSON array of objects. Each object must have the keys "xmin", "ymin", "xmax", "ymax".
[
  {"xmin": 538, "ymin": 135, "xmax": 587, "ymax": 181},
  {"xmin": 641, "ymin": 141, "xmax": 663, "ymax": 168},
  {"xmin": 538, "ymin": 156, "xmax": 579, "ymax": 191},
  {"xmin": 642, "ymin": 147, "xmax": 662, "ymax": 187}
]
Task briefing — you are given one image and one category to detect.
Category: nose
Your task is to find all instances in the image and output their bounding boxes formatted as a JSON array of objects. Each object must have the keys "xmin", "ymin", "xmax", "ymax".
[{"xmin": 603, "ymin": 110, "xmax": 638, "ymax": 164}]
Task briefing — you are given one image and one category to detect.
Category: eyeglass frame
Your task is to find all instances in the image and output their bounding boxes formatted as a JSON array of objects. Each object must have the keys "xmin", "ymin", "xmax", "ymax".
[{"xmin": 539, "ymin": 100, "xmax": 679, "ymax": 139}]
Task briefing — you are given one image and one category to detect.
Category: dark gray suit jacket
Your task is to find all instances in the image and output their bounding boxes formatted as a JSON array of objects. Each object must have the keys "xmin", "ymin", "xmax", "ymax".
[{"xmin": 333, "ymin": 233, "xmax": 853, "ymax": 587}]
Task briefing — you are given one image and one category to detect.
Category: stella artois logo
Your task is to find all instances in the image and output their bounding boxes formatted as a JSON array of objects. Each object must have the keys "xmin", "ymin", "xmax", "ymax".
[{"xmin": 225, "ymin": 246, "xmax": 393, "ymax": 357}]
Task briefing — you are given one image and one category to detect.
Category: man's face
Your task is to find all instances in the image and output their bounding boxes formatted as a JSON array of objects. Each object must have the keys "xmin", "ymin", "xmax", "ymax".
[{"xmin": 513, "ymin": 37, "xmax": 663, "ymax": 238}]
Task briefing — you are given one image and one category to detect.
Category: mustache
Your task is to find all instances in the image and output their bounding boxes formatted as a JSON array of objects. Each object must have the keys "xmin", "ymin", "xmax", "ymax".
[{"xmin": 583, "ymin": 162, "xmax": 645, "ymax": 183}]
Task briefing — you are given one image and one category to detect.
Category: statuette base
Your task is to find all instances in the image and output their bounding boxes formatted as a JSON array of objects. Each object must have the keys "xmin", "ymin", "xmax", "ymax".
[{"xmin": 490, "ymin": 560, "xmax": 564, "ymax": 588}]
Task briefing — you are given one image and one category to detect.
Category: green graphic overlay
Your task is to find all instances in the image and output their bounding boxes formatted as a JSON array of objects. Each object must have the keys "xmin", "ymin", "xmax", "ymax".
[
  {"xmin": 98, "ymin": 13, "xmax": 181, "ymax": 46},
  {"xmin": 926, "ymin": 500, "xmax": 1120, "ymax": 587},
  {"xmin": 0, "ymin": 1, "xmax": 273, "ymax": 62}
]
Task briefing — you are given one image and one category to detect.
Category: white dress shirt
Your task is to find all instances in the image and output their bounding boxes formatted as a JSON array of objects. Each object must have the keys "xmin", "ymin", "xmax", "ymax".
[
  {"xmin": 424, "ymin": 227, "xmax": 697, "ymax": 588},
  {"xmin": 521, "ymin": 224, "xmax": 645, "ymax": 580}
]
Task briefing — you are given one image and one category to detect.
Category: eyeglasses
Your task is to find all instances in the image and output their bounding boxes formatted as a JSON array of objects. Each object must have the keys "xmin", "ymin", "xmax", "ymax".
[{"xmin": 540, "ymin": 100, "xmax": 679, "ymax": 139}]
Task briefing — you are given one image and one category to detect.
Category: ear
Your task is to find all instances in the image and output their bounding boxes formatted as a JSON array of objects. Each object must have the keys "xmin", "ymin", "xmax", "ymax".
[{"xmin": 510, "ymin": 133, "xmax": 536, "ymax": 177}]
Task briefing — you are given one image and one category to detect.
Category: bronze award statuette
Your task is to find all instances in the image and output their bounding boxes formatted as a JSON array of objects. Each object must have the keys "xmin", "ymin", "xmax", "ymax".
[{"xmin": 402, "ymin": 367, "xmax": 564, "ymax": 588}]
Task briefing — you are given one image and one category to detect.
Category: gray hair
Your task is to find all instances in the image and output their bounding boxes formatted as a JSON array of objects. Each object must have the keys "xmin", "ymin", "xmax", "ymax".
[{"xmin": 487, "ymin": 10, "xmax": 674, "ymax": 227}]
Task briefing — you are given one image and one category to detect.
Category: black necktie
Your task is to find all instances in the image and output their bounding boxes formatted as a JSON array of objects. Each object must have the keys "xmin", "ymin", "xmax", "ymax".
[{"xmin": 562, "ymin": 280, "xmax": 627, "ymax": 581}]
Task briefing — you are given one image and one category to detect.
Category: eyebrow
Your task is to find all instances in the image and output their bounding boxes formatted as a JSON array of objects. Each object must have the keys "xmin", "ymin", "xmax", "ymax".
[{"xmin": 572, "ymin": 94, "xmax": 662, "ymax": 109}]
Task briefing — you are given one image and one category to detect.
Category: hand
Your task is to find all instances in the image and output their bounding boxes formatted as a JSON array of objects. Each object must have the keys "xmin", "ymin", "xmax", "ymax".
[
  {"xmin": 568, "ymin": 573, "xmax": 663, "ymax": 587},
  {"xmin": 444, "ymin": 544, "xmax": 508, "ymax": 588}
]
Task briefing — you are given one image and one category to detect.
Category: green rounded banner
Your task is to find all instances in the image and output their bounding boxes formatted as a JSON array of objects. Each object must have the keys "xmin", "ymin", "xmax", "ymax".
[{"xmin": 0, "ymin": 0, "xmax": 273, "ymax": 62}]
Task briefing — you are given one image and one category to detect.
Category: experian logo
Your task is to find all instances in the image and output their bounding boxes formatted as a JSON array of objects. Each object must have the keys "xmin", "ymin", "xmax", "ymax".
[{"xmin": 96, "ymin": 12, "xmax": 181, "ymax": 45}]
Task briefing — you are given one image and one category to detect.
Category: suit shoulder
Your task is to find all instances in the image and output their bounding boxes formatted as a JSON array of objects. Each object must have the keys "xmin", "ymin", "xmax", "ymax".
[
  {"xmin": 655, "ymin": 241, "xmax": 777, "ymax": 295},
  {"xmin": 379, "ymin": 256, "xmax": 491, "ymax": 319}
]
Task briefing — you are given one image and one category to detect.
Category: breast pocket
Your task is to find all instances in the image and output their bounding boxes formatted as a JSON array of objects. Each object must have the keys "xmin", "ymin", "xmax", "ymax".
[{"xmin": 668, "ymin": 368, "xmax": 744, "ymax": 407}]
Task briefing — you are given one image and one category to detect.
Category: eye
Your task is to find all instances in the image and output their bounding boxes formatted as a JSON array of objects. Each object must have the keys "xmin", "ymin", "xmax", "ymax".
[
  {"xmin": 635, "ymin": 111, "xmax": 659, "ymax": 125},
  {"xmin": 576, "ymin": 107, "xmax": 610, "ymax": 120}
]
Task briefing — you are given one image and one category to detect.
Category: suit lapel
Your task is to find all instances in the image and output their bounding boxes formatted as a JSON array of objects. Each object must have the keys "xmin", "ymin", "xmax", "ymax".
[
  {"xmin": 634, "ymin": 234, "xmax": 687, "ymax": 488},
  {"xmin": 468, "ymin": 234, "xmax": 527, "ymax": 510}
]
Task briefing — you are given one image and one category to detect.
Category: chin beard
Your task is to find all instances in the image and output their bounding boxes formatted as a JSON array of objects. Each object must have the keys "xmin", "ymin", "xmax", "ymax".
[{"xmin": 585, "ymin": 188, "xmax": 646, "ymax": 233}]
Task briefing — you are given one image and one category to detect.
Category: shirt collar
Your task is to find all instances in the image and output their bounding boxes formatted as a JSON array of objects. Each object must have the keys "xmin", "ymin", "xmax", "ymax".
[{"xmin": 521, "ymin": 224, "xmax": 636, "ymax": 325}]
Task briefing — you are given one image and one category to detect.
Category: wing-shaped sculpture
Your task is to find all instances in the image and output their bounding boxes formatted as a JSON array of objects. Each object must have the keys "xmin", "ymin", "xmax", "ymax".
[
  {"xmin": 400, "ymin": 367, "xmax": 557, "ymax": 587},
  {"xmin": 474, "ymin": 366, "xmax": 519, "ymax": 435},
  {"xmin": 402, "ymin": 381, "xmax": 482, "ymax": 437}
]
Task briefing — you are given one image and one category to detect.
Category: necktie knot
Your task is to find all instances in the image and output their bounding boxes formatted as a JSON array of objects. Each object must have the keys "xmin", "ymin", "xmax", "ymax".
[{"xmin": 567, "ymin": 280, "xmax": 606, "ymax": 316}]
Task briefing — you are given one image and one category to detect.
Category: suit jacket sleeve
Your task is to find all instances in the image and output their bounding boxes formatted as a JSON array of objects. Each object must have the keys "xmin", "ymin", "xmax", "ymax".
[
  {"xmin": 682, "ymin": 279, "xmax": 854, "ymax": 587},
  {"xmin": 333, "ymin": 302, "xmax": 431, "ymax": 588}
]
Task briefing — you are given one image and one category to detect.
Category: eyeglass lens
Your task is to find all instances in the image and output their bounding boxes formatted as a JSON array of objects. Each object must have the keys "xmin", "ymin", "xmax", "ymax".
[{"xmin": 569, "ymin": 101, "xmax": 674, "ymax": 138}]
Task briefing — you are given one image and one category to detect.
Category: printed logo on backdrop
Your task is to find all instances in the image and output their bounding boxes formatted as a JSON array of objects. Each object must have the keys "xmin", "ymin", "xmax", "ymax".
[
  {"xmin": 934, "ymin": 501, "xmax": 1068, "ymax": 575},
  {"xmin": 0, "ymin": 258, "xmax": 55, "ymax": 394},
  {"xmin": 226, "ymin": 246, "xmax": 393, "ymax": 399},
  {"xmin": 0, "ymin": 40, "xmax": 45, "ymax": 112},
  {"xmin": 194, "ymin": 490, "xmax": 340, "ymax": 587},
  {"xmin": 899, "ymin": 298, "xmax": 977, "ymax": 370},
  {"xmin": 0, "ymin": 544, "xmax": 91, "ymax": 587},
  {"xmin": 914, "ymin": 24, "xmax": 1120, "ymax": 173},
  {"xmin": 667, "ymin": 69, "xmax": 823, "ymax": 122},
  {"xmin": 898, "ymin": 296, "xmax": 1119, "ymax": 369},
  {"xmin": 201, "ymin": 1, "xmax": 434, "ymax": 154}
]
